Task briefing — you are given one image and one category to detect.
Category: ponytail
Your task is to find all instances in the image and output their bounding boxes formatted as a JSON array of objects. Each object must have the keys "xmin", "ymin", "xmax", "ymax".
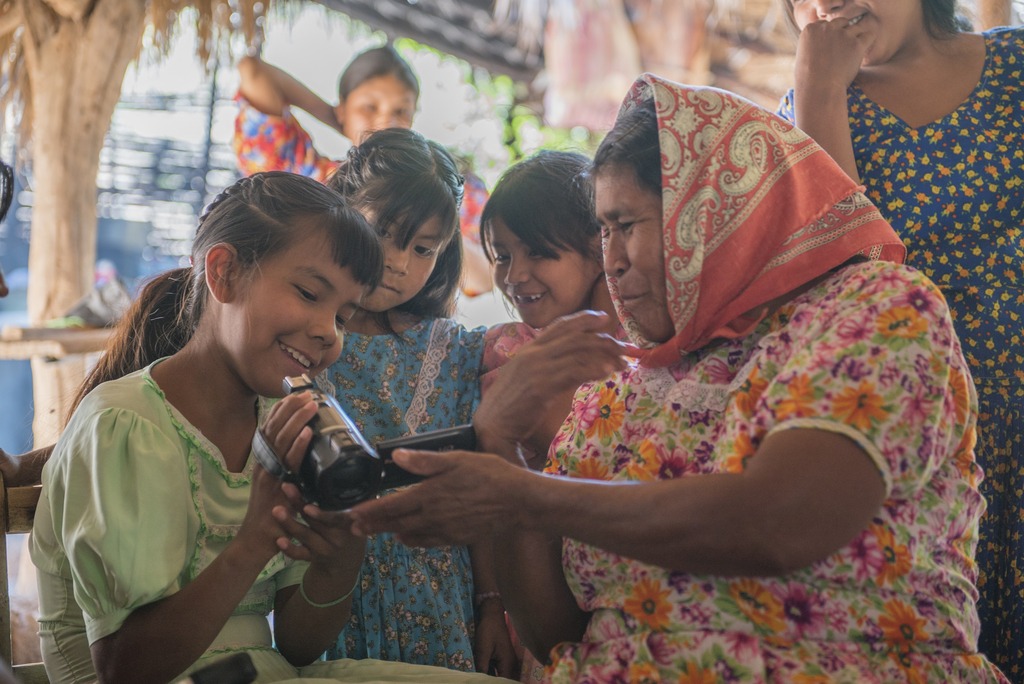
[
  {"xmin": 68, "ymin": 269, "xmax": 193, "ymax": 419},
  {"xmin": 68, "ymin": 171, "xmax": 380, "ymax": 418}
]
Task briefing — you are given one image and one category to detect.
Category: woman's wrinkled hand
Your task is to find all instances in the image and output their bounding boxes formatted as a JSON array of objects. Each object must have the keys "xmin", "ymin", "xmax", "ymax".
[
  {"xmin": 347, "ymin": 449, "xmax": 533, "ymax": 547},
  {"xmin": 475, "ymin": 310, "xmax": 638, "ymax": 456}
]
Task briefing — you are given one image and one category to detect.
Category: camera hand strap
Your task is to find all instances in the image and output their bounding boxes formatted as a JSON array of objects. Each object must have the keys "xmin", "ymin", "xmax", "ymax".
[{"xmin": 252, "ymin": 429, "xmax": 303, "ymax": 486}]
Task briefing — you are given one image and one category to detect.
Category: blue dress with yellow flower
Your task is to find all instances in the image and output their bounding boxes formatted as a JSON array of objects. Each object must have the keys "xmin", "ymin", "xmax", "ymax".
[
  {"xmin": 779, "ymin": 25, "xmax": 1024, "ymax": 678},
  {"xmin": 317, "ymin": 318, "xmax": 485, "ymax": 672}
]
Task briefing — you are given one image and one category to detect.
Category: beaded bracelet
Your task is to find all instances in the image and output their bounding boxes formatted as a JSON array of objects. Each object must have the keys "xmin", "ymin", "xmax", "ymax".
[
  {"xmin": 299, "ymin": 573, "xmax": 359, "ymax": 609},
  {"xmin": 474, "ymin": 591, "xmax": 502, "ymax": 607}
]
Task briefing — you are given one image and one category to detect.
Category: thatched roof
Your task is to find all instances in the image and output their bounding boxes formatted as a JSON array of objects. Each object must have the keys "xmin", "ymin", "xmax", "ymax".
[
  {"xmin": 312, "ymin": 0, "xmax": 798, "ymax": 113},
  {"xmin": 315, "ymin": 0, "xmax": 543, "ymax": 82}
]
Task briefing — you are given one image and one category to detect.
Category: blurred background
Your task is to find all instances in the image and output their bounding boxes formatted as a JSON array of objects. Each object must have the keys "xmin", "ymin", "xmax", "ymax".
[{"xmin": 0, "ymin": 0, "xmax": 1018, "ymax": 457}]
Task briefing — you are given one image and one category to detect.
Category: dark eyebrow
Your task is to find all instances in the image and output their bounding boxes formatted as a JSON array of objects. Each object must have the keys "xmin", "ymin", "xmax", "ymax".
[
  {"xmin": 415, "ymin": 231, "xmax": 444, "ymax": 243},
  {"xmin": 598, "ymin": 208, "xmax": 623, "ymax": 223},
  {"xmin": 295, "ymin": 266, "xmax": 336, "ymax": 291}
]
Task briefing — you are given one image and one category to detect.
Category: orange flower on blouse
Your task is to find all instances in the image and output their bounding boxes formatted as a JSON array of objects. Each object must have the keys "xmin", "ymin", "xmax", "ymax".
[
  {"xmin": 624, "ymin": 578, "xmax": 673, "ymax": 631},
  {"xmin": 831, "ymin": 380, "xmax": 889, "ymax": 432}
]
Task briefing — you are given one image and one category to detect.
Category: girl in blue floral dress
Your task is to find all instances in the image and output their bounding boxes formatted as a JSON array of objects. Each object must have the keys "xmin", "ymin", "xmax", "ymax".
[
  {"xmin": 316, "ymin": 128, "xmax": 517, "ymax": 678},
  {"xmin": 777, "ymin": 1, "xmax": 1024, "ymax": 675}
]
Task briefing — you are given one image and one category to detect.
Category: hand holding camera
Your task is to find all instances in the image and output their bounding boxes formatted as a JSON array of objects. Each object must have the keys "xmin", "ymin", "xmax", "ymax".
[{"xmin": 253, "ymin": 374, "xmax": 475, "ymax": 510}]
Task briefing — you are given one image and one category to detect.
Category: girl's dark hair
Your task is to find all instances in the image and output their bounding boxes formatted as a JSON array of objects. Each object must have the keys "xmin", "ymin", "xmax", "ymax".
[
  {"xmin": 921, "ymin": 0, "xmax": 972, "ymax": 35},
  {"xmin": 0, "ymin": 160, "xmax": 13, "ymax": 223},
  {"xmin": 71, "ymin": 172, "xmax": 383, "ymax": 415},
  {"xmin": 70, "ymin": 273, "xmax": 191, "ymax": 416},
  {"xmin": 779, "ymin": 0, "xmax": 968, "ymax": 37},
  {"xmin": 591, "ymin": 97, "xmax": 661, "ymax": 195},
  {"xmin": 338, "ymin": 45, "xmax": 420, "ymax": 103},
  {"xmin": 481, "ymin": 150, "xmax": 600, "ymax": 264},
  {"xmin": 327, "ymin": 128, "xmax": 464, "ymax": 325}
]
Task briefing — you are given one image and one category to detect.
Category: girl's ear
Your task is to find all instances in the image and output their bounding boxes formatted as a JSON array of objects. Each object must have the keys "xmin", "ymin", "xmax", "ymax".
[{"xmin": 205, "ymin": 243, "xmax": 241, "ymax": 303}]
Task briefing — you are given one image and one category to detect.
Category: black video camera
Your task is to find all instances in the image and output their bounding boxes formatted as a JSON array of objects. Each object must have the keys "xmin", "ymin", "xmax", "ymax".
[{"xmin": 252, "ymin": 374, "xmax": 476, "ymax": 510}]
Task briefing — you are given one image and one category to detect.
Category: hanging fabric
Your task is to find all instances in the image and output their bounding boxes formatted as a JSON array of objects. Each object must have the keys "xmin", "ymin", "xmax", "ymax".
[{"xmin": 542, "ymin": 0, "xmax": 643, "ymax": 130}]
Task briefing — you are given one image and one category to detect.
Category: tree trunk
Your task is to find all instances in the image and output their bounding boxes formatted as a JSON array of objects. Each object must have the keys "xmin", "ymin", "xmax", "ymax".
[
  {"xmin": 628, "ymin": 0, "xmax": 712, "ymax": 86},
  {"xmin": 20, "ymin": 0, "xmax": 146, "ymax": 443},
  {"xmin": 22, "ymin": 0, "xmax": 146, "ymax": 323}
]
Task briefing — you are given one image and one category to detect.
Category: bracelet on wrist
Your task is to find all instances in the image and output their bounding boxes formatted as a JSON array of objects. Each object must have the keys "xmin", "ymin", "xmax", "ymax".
[
  {"xmin": 298, "ymin": 572, "xmax": 359, "ymax": 609},
  {"xmin": 474, "ymin": 591, "xmax": 502, "ymax": 608}
]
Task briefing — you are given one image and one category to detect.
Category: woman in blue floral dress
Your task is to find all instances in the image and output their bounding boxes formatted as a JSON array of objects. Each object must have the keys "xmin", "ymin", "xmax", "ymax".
[{"xmin": 777, "ymin": 1, "xmax": 1023, "ymax": 674}]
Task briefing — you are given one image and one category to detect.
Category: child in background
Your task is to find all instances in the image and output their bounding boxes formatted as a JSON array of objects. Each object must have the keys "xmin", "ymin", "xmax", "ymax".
[
  {"xmin": 320, "ymin": 128, "xmax": 517, "ymax": 678},
  {"xmin": 29, "ymin": 172, "xmax": 508, "ymax": 684},
  {"xmin": 480, "ymin": 150, "xmax": 619, "ymax": 461},
  {"xmin": 234, "ymin": 46, "xmax": 493, "ymax": 296}
]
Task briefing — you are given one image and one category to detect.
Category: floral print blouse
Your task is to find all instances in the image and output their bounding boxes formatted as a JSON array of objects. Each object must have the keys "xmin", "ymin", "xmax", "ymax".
[{"xmin": 543, "ymin": 261, "xmax": 1008, "ymax": 683}]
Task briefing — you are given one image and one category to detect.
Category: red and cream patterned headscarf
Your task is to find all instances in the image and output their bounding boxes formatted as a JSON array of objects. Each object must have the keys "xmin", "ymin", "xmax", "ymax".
[{"xmin": 605, "ymin": 74, "xmax": 907, "ymax": 367}]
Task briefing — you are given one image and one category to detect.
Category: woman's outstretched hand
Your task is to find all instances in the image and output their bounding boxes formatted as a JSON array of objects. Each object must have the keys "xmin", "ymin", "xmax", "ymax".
[{"xmin": 347, "ymin": 449, "xmax": 533, "ymax": 547}]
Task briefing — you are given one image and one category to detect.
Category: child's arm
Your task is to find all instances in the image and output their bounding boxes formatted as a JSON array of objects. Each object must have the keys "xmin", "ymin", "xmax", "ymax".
[
  {"xmin": 89, "ymin": 393, "xmax": 360, "ymax": 680},
  {"xmin": 470, "ymin": 541, "xmax": 519, "ymax": 678},
  {"xmin": 0, "ymin": 444, "xmax": 52, "ymax": 486},
  {"xmin": 238, "ymin": 56, "xmax": 344, "ymax": 134},
  {"xmin": 271, "ymin": 500, "xmax": 366, "ymax": 665},
  {"xmin": 470, "ymin": 313, "xmax": 629, "ymax": 659},
  {"xmin": 89, "ymin": 463, "xmax": 300, "ymax": 683}
]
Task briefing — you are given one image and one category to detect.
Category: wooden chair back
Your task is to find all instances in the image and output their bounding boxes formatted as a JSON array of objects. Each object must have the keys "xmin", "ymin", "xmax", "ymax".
[{"xmin": 0, "ymin": 474, "xmax": 49, "ymax": 682}]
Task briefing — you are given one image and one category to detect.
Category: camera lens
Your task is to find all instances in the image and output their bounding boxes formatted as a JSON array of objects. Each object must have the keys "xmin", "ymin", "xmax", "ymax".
[{"xmin": 305, "ymin": 440, "xmax": 383, "ymax": 510}]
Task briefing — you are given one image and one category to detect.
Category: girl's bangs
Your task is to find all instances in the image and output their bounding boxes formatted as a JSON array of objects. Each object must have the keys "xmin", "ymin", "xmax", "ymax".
[{"xmin": 376, "ymin": 178, "xmax": 459, "ymax": 247}]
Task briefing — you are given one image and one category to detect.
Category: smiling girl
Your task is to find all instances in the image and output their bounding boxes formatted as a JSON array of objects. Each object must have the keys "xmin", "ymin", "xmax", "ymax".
[
  {"xmin": 30, "ymin": 173, "xmax": 386, "ymax": 683},
  {"xmin": 478, "ymin": 151, "xmax": 621, "ymax": 462},
  {"xmin": 233, "ymin": 46, "xmax": 493, "ymax": 297}
]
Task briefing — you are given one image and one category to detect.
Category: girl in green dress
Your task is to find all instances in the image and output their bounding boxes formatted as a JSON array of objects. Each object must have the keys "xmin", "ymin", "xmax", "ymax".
[{"xmin": 30, "ymin": 171, "xmax": 511, "ymax": 684}]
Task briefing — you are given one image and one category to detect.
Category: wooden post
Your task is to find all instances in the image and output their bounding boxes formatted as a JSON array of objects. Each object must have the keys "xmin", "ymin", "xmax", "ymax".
[
  {"xmin": 21, "ymin": 0, "xmax": 147, "ymax": 446},
  {"xmin": 977, "ymin": 0, "xmax": 1012, "ymax": 29},
  {"xmin": 628, "ymin": 0, "xmax": 713, "ymax": 85}
]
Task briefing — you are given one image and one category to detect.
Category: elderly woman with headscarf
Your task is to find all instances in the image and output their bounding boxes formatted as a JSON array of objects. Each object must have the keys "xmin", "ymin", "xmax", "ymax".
[{"xmin": 347, "ymin": 74, "xmax": 1008, "ymax": 683}]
